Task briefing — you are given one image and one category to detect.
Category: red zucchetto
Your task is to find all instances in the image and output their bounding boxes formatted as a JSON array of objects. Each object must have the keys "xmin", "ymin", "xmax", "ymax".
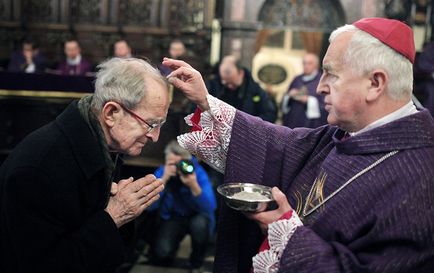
[{"xmin": 354, "ymin": 17, "xmax": 415, "ymax": 64}]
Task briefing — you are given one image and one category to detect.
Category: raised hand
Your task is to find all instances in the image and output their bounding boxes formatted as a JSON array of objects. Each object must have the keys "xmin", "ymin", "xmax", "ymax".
[
  {"xmin": 162, "ymin": 57, "xmax": 210, "ymax": 110},
  {"xmin": 105, "ymin": 175, "xmax": 164, "ymax": 227}
]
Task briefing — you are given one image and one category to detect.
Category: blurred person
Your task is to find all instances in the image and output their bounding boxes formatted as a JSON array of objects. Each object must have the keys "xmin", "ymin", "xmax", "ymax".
[
  {"xmin": 114, "ymin": 40, "xmax": 132, "ymax": 58},
  {"xmin": 164, "ymin": 17, "xmax": 434, "ymax": 272},
  {"xmin": 7, "ymin": 39, "xmax": 46, "ymax": 73},
  {"xmin": 207, "ymin": 55, "xmax": 277, "ymax": 123},
  {"xmin": 169, "ymin": 39, "xmax": 186, "ymax": 60},
  {"xmin": 205, "ymin": 55, "xmax": 278, "ymax": 188},
  {"xmin": 57, "ymin": 39, "xmax": 92, "ymax": 76},
  {"xmin": 282, "ymin": 53, "xmax": 327, "ymax": 128},
  {"xmin": 414, "ymin": 40, "xmax": 434, "ymax": 117},
  {"xmin": 160, "ymin": 39, "xmax": 187, "ymax": 76},
  {"xmin": 149, "ymin": 140, "xmax": 216, "ymax": 273},
  {"xmin": 0, "ymin": 58, "xmax": 170, "ymax": 273},
  {"xmin": 160, "ymin": 39, "xmax": 197, "ymax": 115}
]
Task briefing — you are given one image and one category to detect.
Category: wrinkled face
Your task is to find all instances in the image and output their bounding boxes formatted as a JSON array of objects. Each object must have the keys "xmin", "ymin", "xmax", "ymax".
[
  {"xmin": 219, "ymin": 64, "xmax": 243, "ymax": 91},
  {"xmin": 303, "ymin": 54, "xmax": 319, "ymax": 75},
  {"xmin": 169, "ymin": 42, "xmax": 185, "ymax": 59},
  {"xmin": 106, "ymin": 78, "xmax": 169, "ymax": 156},
  {"xmin": 316, "ymin": 32, "xmax": 370, "ymax": 132},
  {"xmin": 64, "ymin": 41, "xmax": 80, "ymax": 59},
  {"xmin": 114, "ymin": 41, "xmax": 131, "ymax": 58}
]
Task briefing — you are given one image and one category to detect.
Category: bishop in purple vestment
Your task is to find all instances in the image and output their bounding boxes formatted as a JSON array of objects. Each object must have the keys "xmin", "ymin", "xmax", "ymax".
[
  {"xmin": 57, "ymin": 40, "xmax": 92, "ymax": 76},
  {"xmin": 163, "ymin": 17, "xmax": 434, "ymax": 273},
  {"xmin": 282, "ymin": 53, "xmax": 327, "ymax": 128},
  {"xmin": 414, "ymin": 41, "xmax": 434, "ymax": 117}
]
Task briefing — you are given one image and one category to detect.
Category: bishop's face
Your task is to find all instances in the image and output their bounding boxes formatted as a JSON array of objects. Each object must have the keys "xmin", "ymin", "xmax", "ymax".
[
  {"xmin": 316, "ymin": 32, "xmax": 371, "ymax": 132},
  {"xmin": 103, "ymin": 78, "xmax": 169, "ymax": 156}
]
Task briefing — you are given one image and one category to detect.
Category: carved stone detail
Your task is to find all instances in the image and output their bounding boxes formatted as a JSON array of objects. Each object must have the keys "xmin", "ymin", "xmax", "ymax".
[
  {"xmin": 122, "ymin": 0, "xmax": 153, "ymax": 26},
  {"xmin": 26, "ymin": 0, "xmax": 54, "ymax": 23},
  {"xmin": 168, "ymin": 0, "xmax": 206, "ymax": 31},
  {"xmin": 0, "ymin": 0, "xmax": 7, "ymax": 20},
  {"xmin": 75, "ymin": 0, "xmax": 101, "ymax": 24},
  {"xmin": 258, "ymin": 0, "xmax": 345, "ymax": 32}
]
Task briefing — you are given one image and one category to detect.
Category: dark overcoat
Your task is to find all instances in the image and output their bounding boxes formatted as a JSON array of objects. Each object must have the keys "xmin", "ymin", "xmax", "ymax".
[{"xmin": 0, "ymin": 102, "xmax": 124, "ymax": 273}]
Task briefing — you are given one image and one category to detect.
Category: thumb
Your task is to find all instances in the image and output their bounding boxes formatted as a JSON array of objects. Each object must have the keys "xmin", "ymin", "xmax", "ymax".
[
  {"xmin": 110, "ymin": 182, "xmax": 118, "ymax": 195},
  {"xmin": 271, "ymin": 187, "xmax": 290, "ymax": 212},
  {"xmin": 167, "ymin": 76, "xmax": 187, "ymax": 90},
  {"xmin": 117, "ymin": 177, "xmax": 134, "ymax": 190}
]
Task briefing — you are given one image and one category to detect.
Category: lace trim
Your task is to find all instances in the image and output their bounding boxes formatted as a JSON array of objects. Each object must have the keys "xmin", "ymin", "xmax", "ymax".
[
  {"xmin": 177, "ymin": 94, "xmax": 236, "ymax": 173},
  {"xmin": 252, "ymin": 211, "xmax": 303, "ymax": 273}
]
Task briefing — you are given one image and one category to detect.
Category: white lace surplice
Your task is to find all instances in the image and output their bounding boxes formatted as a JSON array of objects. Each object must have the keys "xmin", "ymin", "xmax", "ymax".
[
  {"xmin": 177, "ymin": 94, "xmax": 304, "ymax": 272},
  {"xmin": 177, "ymin": 94, "xmax": 236, "ymax": 173},
  {"xmin": 252, "ymin": 212, "xmax": 303, "ymax": 273}
]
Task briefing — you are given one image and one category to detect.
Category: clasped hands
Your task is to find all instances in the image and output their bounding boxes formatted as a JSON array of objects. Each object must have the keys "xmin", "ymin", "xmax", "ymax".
[{"xmin": 105, "ymin": 175, "xmax": 164, "ymax": 228}]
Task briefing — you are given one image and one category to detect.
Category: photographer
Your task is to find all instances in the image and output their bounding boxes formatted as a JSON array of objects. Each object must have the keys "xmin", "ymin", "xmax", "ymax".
[{"xmin": 149, "ymin": 140, "xmax": 216, "ymax": 273}]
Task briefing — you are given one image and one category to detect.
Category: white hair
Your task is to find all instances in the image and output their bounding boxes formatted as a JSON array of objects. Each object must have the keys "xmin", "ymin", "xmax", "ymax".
[
  {"xmin": 329, "ymin": 24, "xmax": 413, "ymax": 100},
  {"xmin": 92, "ymin": 58, "xmax": 168, "ymax": 112}
]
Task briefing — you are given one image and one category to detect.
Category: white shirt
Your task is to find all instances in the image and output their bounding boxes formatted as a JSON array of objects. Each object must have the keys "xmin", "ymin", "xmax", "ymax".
[{"xmin": 67, "ymin": 54, "xmax": 82, "ymax": 66}]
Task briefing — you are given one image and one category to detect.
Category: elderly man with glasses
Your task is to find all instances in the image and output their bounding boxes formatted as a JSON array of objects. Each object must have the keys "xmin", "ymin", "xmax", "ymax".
[{"xmin": 0, "ymin": 58, "xmax": 170, "ymax": 273}]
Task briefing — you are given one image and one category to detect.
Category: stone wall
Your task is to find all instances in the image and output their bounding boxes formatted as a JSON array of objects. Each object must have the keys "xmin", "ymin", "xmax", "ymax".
[{"xmin": 218, "ymin": 0, "xmax": 386, "ymax": 69}]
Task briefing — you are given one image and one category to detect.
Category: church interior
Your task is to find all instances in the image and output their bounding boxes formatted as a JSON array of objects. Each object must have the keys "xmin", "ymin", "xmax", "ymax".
[{"xmin": 0, "ymin": 1, "xmax": 433, "ymax": 273}]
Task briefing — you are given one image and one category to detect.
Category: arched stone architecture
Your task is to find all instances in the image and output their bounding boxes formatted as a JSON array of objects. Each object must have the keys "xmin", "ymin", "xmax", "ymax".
[
  {"xmin": 218, "ymin": 0, "xmax": 386, "ymax": 69},
  {"xmin": 258, "ymin": 0, "xmax": 345, "ymax": 32}
]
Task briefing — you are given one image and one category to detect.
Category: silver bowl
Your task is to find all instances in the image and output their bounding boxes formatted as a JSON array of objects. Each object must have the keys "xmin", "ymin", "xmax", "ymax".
[{"xmin": 217, "ymin": 183, "xmax": 276, "ymax": 212}]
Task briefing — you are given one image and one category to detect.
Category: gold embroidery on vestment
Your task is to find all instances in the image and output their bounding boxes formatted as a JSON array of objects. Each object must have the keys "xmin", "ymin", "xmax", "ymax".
[{"xmin": 304, "ymin": 171, "xmax": 327, "ymax": 214}]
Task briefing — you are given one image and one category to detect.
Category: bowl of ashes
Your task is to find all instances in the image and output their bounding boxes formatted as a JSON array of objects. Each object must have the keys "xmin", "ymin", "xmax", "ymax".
[{"xmin": 217, "ymin": 183, "xmax": 276, "ymax": 212}]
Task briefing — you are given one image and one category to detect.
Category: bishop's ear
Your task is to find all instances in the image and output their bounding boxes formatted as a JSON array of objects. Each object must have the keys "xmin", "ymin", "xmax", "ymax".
[
  {"xmin": 366, "ymin": 69, "xmax": 388, "ymax": 102},
  {"xmin": 101, "ymin": 102, "xmax": 121, "ymax": 127}
]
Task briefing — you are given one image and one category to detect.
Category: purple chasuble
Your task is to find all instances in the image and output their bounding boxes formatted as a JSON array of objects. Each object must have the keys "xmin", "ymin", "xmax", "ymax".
[
  {"xmin": 57, "ymin": 59, "xmax": 92, "ymax": 76},
  {"xmin": 214, "ymin": 109, "xmax": 434, "ymax": 273}
]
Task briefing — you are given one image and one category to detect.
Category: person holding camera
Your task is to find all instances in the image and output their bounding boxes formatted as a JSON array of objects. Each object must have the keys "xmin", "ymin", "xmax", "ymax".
[{"xmin": 149, "ymin": 140, "xmax": 216, "ymax": 273}]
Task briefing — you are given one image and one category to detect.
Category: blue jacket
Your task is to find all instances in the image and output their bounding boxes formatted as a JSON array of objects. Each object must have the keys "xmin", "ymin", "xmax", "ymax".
[{"xmin": 150, "ymin": 158, "xmax": 216, "ymax": 235}]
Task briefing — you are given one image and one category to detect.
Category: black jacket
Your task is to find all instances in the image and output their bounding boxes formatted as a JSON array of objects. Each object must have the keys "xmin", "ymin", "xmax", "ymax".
[
  {"xmin": 207, "ymin": 69, "xmax": 277, "ymax": 122},
  {"xmin": 0, "ymin": 102, "xmax": 124, "ymax": 273}
]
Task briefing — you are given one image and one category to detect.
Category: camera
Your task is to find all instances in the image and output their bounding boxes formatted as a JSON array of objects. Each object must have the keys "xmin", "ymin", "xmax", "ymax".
[{"xmin": 176, "ymin": 159, "xmax": 195, "ymax": 175}]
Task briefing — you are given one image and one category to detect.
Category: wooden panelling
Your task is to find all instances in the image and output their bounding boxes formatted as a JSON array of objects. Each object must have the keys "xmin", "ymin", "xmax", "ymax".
[{"xmin": 0, "ymin": 0, "xmax": 214, "ymax": 70}]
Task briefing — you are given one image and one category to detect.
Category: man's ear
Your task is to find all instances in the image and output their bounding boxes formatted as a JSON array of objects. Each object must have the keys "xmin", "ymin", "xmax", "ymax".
[
  {"xmin": 101, "ymin": 102, "xmax": 121, "ymax": 128},
  {"xmin": 366, "ymin": 69, "xmax": 387, "ymax": 102}
]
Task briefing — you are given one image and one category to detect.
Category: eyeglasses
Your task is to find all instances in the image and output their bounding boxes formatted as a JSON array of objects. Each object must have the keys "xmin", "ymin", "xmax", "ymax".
[{"xmin": 117, "ymin": 103, "xmax": 165, "ymax": 134}]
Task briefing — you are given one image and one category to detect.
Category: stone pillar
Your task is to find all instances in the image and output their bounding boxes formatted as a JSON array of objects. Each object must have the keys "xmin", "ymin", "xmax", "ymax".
[
  {"xmin": 219, "ymin": 0, "xmax": 265, "ymax": 68},
  {"xmin": 340, "ymin": 0, "xmax": 384, "ymax": 23}
]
